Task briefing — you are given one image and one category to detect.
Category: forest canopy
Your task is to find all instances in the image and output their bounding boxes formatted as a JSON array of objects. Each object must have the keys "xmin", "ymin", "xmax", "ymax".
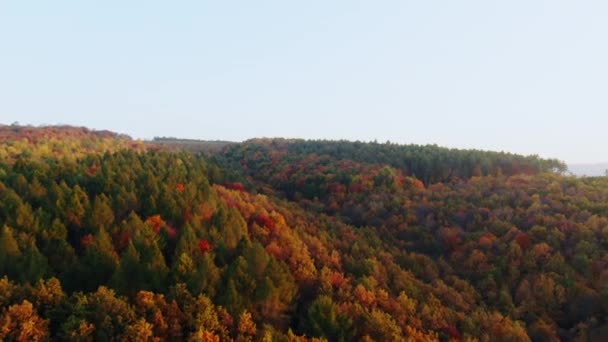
[{"xmin": 0, "ymin": 125, "xmax": 605, "ymax": 342}]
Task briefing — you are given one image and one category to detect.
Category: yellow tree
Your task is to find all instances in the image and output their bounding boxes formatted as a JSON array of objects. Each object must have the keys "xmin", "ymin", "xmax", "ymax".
[{"xmin": 0, "ymin": 300, "xmax": 49, "ymax": 341}]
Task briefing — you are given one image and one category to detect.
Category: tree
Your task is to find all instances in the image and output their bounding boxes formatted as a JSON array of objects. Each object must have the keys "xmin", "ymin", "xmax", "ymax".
[
  {"xmin": 122, "ymin": 318, "xmax": 155, "ymax": 341},
  {"xmin": 80, "ymin": 227, "xmax": 118, "ymax": 292},
  {"xmin": 237, "ymin": 311, "xmax": 256, "ymax": 341},
  {"xmin": 62, "ymin": 184, "xmax": 89, "ymax": 228},
  {"xmin": 0, "ymin": 277, "xmax": 16, "ymax": 309},
  {"xmin": 111, "ymin": 242, "xmax": 143, "ymax": 297},
  {"xmin": 0, "ymin": 225, "xmax": 21, "ymax": 279},
  {"xmin": 363, "ymin": 309, "xmax": 403, "ymax": 342},
  {"xmin": 16, "ymin": 238, "xmax": 49, "ymax": 284},
  {"xmin": 255, "ymin": 258, "xmax": 297, "ymax": 327},
  {"xmin": 31, "ymin": 277, "xmax": 65, "ymax": 317},
  {"xmin": 82, "ymin": 287, "xmax": 136, "ymax": 341},
  {"xmin": 39, "ymin": 219, "xmax": 80, "ymax": 290},
  {"xmin": 15, "ymin": 203, "xmax": 37, "ymax": 234},
  {"xmin": 171, "ymin": 225, "xmax": 220, "ymax": 297},
  {"xmin": 58, "ymin": 316, "xmax": 96, "ymax": 341},
  {"xmin": 174, "ymin": 224, "xmax": 199, "ymax": 258},
  {"xmin": 88, "ymin": 194, "xmax": 114, "ymax": 232},
  {"xmin": 305, "ymin": 295, "xmax": 353, "ymax": 342},
  {"xmin": 0, "ymin": 300, "xmax": 49, "ymax": 341},
  {"xmin": 131, "ymin": 219, "xmax": 169, "ymax": 293},
  {"xmin": 219, "ymin": 207, "xmax": 248, "ymax": 250}
]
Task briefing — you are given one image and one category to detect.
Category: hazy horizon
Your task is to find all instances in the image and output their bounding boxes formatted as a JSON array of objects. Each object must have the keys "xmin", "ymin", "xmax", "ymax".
[{"xmin": 1, "ymin": 1, "xmax": 607, "ymax": 164}]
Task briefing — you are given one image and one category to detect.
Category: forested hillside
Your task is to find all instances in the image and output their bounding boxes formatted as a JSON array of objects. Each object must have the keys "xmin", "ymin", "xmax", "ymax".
[{"xmin": 0, "ymin": 126, "xmax": 606, "ymax": 341}]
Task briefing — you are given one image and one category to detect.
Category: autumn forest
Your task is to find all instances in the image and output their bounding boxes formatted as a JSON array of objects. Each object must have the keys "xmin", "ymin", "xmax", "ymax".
[{"xmin": 1, "ymin": 125, "xmax": 607, "ymax": 341}]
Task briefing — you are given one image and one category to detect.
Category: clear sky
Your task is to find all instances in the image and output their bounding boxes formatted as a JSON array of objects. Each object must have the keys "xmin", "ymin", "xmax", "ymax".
[{"xmin": 1, "ymin": 1, "xmax": 606, "ymax": 163}]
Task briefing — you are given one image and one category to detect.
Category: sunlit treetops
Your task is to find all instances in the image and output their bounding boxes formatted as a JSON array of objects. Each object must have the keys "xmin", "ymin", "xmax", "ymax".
[{"xmin": 0, "ymin": 125, "xmax": 147, "ymax": 163}]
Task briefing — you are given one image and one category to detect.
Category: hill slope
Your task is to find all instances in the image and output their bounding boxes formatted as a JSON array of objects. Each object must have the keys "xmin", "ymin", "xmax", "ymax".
[{"xmin": 0, "ymin": 126, "xmax": 606, "ymax": 341}]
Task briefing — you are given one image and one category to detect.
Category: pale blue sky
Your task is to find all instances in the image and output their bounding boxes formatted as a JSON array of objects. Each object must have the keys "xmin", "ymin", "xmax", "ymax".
[{"xmin": 0, "ymin": 1, "xmax": 606, "ymax": 163}]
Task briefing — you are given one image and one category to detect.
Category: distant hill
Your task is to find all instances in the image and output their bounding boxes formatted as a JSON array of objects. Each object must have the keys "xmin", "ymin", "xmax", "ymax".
[
  {"xmin": 0, "ymin": 124, "xmax": 145, "ymax": 162},
  {"xmin": 215, "ymin": 138, "xmax": 567, "ymax": 185},
  {"xmin": 151, "ymin": 137, "xmax": 235, "ymax": 154},
  {"xmin": 569, "ymin": 163, "xmax": 608, "ymax": 177}
]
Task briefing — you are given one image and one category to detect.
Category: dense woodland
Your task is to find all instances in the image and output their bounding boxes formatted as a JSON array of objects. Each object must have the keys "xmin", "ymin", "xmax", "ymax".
[{"xmin": 0, "ymin": 125, "xmax": 607, "ymax": 341}]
